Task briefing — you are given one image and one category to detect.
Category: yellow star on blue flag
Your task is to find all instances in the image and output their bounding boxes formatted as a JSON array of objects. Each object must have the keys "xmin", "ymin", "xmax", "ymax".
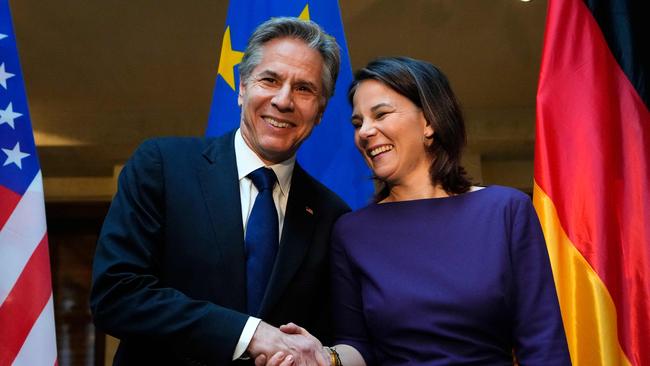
[
  {"xmin": 206, "ymin": 0, "xmax": 373, "ymax": 209},
  {"xmin": 216, "ymin": 27, "xmax": 244, "ymax": 91}
]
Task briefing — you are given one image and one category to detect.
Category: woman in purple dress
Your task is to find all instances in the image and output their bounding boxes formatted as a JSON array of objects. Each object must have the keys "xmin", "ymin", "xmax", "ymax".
[{"xmin": 261, "ymin": 57, "xmax": 571, "ymax": 366}]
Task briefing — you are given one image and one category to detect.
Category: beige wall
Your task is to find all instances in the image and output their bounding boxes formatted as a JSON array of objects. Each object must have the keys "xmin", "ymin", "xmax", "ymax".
[{"xmin": 8, "ymin": 0, "xmax": 545, "ymax": 201}]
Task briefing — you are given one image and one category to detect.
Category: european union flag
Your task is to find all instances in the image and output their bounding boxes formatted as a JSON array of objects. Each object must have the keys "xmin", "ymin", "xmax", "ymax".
[{"xmin": 206, "ymin": 0, "xmax": 373, "ymax": 209}]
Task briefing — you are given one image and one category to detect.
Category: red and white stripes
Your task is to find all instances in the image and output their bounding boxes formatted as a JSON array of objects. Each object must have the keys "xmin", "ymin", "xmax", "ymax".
[{"xmin": 0, "ymin": 171, "xmax": 57, "ymax": 366}]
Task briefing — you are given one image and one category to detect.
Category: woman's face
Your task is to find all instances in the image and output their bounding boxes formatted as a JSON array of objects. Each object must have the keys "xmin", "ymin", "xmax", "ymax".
[{"xmin": 351, "ymin": 79, "xmax": 434, "ymax": 186}]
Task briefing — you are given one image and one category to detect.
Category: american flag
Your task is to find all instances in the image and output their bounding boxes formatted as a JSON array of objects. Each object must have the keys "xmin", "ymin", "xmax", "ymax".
[{"xmin": 0, "ymin": 1, "xmax": 58, "ymax": 365}]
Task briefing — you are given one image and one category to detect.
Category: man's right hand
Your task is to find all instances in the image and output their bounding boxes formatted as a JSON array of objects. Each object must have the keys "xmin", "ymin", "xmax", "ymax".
[{"xmin": 247, "ymin": 321, "xmax": 328, "ymax": 366}]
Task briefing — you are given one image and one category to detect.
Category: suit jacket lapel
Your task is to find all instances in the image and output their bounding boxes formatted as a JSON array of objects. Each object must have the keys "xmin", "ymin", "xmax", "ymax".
[
  {"xmin": 197, "ymin": 131, "xmax": 247, "ymax": 311},
  {"xmin": 259, "ymin": 164, "xmax": 316, "ymax": 315}
]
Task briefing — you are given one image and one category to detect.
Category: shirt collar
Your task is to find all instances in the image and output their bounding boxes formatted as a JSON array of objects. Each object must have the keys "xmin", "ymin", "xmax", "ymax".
[{"xmin": 234, "ymin": 129, "xmax": 295, "ymax": 196}]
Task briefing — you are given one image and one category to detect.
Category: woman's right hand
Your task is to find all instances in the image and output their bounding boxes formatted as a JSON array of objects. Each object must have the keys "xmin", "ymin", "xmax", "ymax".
[
  {"xmin": 279, "ymin": 323, "xmax": 331, "ymax": 365},
  {"xmin": 255, "ymin": 352, "xmax": 295, "ymax": 366},
  {"xmin": 255, "ymin": 323, "xmax": 330, "ymax": 366}
]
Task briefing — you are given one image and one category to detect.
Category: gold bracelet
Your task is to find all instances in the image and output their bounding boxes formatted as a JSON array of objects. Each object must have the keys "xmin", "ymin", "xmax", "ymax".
[
  {"xmin": 328, "ymin": 348, "xmax": 337, "ymax": 366},
  {"xmin": 325, "ymin": 346, "xmax": 342, "ymax": 366}
]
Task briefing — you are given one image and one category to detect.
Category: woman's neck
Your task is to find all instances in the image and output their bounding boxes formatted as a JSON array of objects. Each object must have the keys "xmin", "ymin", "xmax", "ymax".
[{"xmin": 382, "ymin": 182, "xmax": 449, "ymax": 203}]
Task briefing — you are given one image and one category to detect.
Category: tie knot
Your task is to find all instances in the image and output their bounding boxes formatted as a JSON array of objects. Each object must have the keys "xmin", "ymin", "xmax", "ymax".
[{"xmin": 248, "ymin": 167, "xmax": 277, "ymax": 191}]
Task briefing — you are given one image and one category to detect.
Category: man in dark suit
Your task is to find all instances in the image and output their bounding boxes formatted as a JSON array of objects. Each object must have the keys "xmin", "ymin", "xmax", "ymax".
[{"xmin": 90, "ymin": 17, "xmax": 350, "ymax": 366}]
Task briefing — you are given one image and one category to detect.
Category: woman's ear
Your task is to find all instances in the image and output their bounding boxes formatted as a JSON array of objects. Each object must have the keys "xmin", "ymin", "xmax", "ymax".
[{"xmin": 424, "ymin": 124, "xmax": 434, "ymax": 139}]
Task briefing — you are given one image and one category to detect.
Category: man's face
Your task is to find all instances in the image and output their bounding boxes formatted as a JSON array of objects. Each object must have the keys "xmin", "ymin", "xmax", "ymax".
[{"xmin": 238, "ymin": 37, "xmax": 325, "ymax": 164}]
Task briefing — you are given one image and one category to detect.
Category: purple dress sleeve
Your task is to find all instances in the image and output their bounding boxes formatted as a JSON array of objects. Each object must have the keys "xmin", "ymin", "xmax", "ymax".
[
  {"xmin": 330, "ymin": 221, "xmax": 377, "ymax": 365},
  {"xmin": 509, "ymin": 195, "xmax": 571, "ymax": 364}
]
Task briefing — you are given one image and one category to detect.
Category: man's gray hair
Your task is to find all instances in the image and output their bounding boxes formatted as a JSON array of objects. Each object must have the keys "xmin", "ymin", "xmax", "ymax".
[{"xmin": 239, "ymin": 17, "xmax": 341, "ymax": 101}]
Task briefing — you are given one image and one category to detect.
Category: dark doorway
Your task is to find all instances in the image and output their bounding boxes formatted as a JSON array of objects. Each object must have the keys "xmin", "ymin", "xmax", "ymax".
[{"xmin": 46, "ymin": 201, "xmax": 110, "ymax": 366}]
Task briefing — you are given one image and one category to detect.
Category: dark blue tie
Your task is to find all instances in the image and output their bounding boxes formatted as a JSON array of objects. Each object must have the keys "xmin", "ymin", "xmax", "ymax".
[{"xmin": 245, "ymin": 167, "xmax": 279, "ymax": 315}]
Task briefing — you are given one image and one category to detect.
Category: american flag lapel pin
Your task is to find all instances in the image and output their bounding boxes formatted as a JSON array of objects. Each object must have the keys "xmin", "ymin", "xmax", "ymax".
[{"xmin": 305, "ymin": 206, "xmax": 314, "ymax": 215}]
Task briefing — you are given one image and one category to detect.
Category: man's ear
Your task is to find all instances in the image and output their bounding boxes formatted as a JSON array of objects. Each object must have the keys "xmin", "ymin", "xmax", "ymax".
[
  {"xmin": 237, "ymin": 79, "xmax": 245, "ymax": 106},
  {"xmin": 315, "ymin": 101, "xmax": 327, "ymax": 125}
]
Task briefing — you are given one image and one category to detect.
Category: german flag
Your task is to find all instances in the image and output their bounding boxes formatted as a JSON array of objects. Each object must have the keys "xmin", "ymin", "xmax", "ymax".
[{"xmin": 533, "ymin": 0, "xmax": 649, "ymax": 365}]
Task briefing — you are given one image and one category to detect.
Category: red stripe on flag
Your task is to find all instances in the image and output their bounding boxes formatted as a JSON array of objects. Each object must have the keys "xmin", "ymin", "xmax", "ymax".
[
  {"xmin": 0, "ymin": 185, "xmax": 21, "ymax": 230},
  {"xmin": 535, "ymin": 0, "xmax": 650, "ymax": 364},
  {"xmin": 0, "ymin": 234, "xmax": 54, "ymax": 366}
]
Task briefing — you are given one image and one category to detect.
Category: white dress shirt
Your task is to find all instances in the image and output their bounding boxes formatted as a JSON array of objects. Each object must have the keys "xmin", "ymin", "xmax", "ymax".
[{"xmin": 232, "ymin": 129, "xmax": 295, "ymax": 360}]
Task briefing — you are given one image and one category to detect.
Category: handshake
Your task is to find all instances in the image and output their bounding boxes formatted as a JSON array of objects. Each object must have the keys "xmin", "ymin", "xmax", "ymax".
[{"xmin": 248, "ymin": 322, "xmax": 332, "ymax": 366}]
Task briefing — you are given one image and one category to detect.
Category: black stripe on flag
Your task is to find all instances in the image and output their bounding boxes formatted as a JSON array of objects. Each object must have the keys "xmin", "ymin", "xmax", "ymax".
[{"xmin": 583, "ymin": 0, "xmax": 649, "ymax": 108}]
